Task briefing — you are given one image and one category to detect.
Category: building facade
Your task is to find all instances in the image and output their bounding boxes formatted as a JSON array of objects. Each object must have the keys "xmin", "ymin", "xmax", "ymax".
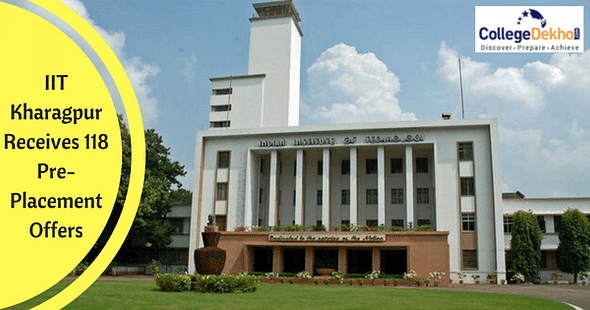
[
  {"xmin": 187, "ymin": 1, "xmax": 589, "ymax": 283},
  {"xmin": 188, "ymin": 1, "xmax": 508, "ymax": 283}
]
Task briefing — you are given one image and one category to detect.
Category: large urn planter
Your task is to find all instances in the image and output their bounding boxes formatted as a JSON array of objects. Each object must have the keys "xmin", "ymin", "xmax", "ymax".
[
  {"xmin": 194, "ymin": 227, "xmax": 226, "ymax": 275},
  {"xmin": 316, "ymin": 268, "xmax": 335, "ymax": 276}
]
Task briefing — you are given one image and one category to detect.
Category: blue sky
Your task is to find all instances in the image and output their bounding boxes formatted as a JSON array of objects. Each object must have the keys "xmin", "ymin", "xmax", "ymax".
[{"xmin": 63, "ymin": 0, "xmax": 590, "ymax": 198}]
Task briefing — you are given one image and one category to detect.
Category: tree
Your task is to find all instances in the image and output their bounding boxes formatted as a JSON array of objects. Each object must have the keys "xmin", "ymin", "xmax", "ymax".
[
  {"xmin": 509, "ymin": 210, "xmax": 543, "ymax": 280},
  {"xmin": 113, "ymin": 116, "xmax": 189, "ymax": 262},
  {"xmin": 557, "ymin": 209, "xmax": 590, "ymax": 283}
]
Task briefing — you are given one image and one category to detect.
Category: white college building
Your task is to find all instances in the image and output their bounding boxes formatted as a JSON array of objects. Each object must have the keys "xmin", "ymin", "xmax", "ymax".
[{"xmin": 184, "ymin": 1, "xmax": 590, "ymax": 282}]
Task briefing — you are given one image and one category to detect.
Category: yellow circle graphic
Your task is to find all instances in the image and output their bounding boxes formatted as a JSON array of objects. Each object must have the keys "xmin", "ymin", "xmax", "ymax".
[{"xmin": 0, "ymin": 1, "xmax": 145, "ymax": 309}]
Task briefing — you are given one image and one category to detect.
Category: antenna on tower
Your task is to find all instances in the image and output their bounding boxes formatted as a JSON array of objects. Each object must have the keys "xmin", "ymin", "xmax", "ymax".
[{"xmin": 458, "ymin": 58, "xmax": 465, "ymax": 119}]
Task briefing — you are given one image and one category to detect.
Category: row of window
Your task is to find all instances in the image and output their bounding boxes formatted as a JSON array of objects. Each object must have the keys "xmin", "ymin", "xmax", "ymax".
[
  {"xmin": 288, "ymin": 158, "xmax": 431, "ymax": 176},
  {"xmin": 305, "ymin": 219, "xmax": 430, "ymax": 228},
  {"xmin": 502, "ymin": 215, "xmax": 590, "ymax": 233},
  {"xmin": 254, "ymin": 188, "xmax": 430, "ymax": 206},
  {"xmin": 311, "ymin": 188, "xmax": 430, "ymax": 206}
]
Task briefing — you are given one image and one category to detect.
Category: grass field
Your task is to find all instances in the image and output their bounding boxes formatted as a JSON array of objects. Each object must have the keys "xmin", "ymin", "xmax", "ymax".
[{"xmin": 8, "ymin": 280, "xmax": 571, "ymax": 310}]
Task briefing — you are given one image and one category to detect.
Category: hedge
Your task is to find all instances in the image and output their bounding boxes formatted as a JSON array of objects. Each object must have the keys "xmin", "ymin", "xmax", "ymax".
[
  {"xmin": 190, "ymin": 274, "xmax": 261, "ymax": 293},
  {"xmin": 155, "ymin": 273, "xmax": 191, "ymax": 292}
]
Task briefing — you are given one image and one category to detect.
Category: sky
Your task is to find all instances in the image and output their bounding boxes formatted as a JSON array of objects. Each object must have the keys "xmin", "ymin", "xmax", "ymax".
[{"xmin": 58, "ymin": 0, "xmax": 590, "ymax": 198}]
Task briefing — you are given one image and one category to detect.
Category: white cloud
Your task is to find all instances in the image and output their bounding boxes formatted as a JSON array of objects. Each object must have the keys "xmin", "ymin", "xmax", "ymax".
[
  {"xmin": 436, "ymin": 42, "xmax": 560, "ymax": 111},
  {"xmin": 436, "ymin": 42, "xmax": 590, "ymax": 197},
  {"xmin": 60, "ymin": 0, "xmax": 161, "ymax": 126},
  {"xmin": 549, "ymin": 51, "xmax": 590, "ymax": 91},
  {"xmin": 182, "ymin": 54, "xmax": 198, "ymax": 83},
  {"xmin": 302, "ymin": 43, "xmax": 416, "ymax": 124}
]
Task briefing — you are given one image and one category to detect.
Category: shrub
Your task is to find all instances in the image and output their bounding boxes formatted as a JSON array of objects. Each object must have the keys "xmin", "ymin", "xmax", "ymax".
[
  {"xmin": 557, "ymin": 209, "xmax": 590, "ymax": 284},
  {"xmin": 416, "ymin": 224, "xmax": 434, "ymax": 231},
  {"xmin": 149, "ymin": 259, "xmax": 161, "ymax": 274},
  {"xmin": 155, "ymin": 273, "xmax": 191, "ymax": 292},
  {"xmin": 190, "ymin": 274, "xmax": 260, "ymax": 293},
  {"xmin": 296, "ymin": 271, "xmax": 311, "ymax": 279},
  {"xmin": 312, "ymin": 224, "xmax": 326, "ymax": 231},
  {"xmin": 509, "ymin": 210, "xmax": 543, "ymax": 280}
]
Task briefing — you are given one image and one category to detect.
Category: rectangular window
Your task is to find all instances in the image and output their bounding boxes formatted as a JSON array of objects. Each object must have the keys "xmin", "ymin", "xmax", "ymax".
[
  {"xmin": 317, "ymin": 160, "xmax": 323, "ymax": 175},
  {"xmin": 210, "ymin": 121, "xmax": 230, "ymax": 128},
  {"xmin": 460, "ymin": 178, "xmax": 475, "ymax": 196},
  {"xmin": 540, "ymin": 251, "xmax": 548, "ymax": 269},
  {"xmin": 317, "ymin": 190, "xmax": 322, "ymax": 205},
  {"xmin": 341, "ymin": 220, "xmax": 350, "ymax": 225},
  {"xmin": 458, "ymin": 142, "xmax": 474, "ymax": 161},
  {"xmin": 294, "ymin": 161, "xmax": 297, "ymax": 176},
  {"xmin": 341, "ymin": 160, "xmax": 350, "ymax": 175},
  {"xmin": 260, "ymin": 158, "xmax": 266, "ymax": 174},
  {"xmin": 391, "ymin": 158, "xmax": 403, "ymax": 174},
  {"xmin": 503, "ymin": 216, "xmax": 513, "ymax": 233},
  {"xmin": 417, "ymin": 188, "xmax": 429, "ymax": 204},
  {"xmin": 169, "ymin": 218, "xmax": 184, "ymax": 234},
  {"xmin": 213, "ymin": 88, "xmax": 232, "ymax": 95},
  {"xmin": 366, "ymin": 189, "xmax": 378, "ymax": 205},
  {"xmin": 366, "ymin": 219, "xmax": 378, "ymax": 227},
  {"xmin": 417, "ymin": 219, "xmax": 431, "ymax": 226},
  {"xmin": 216, "ymin": 183, "xmax": 228, "ymax": 201},
  {"xmin": 391, "ymin": 188, "xmax": 404, "ymax": 205},
  {"xmin": 211, "ymin": 104, "xmax": 231, "ymax": 112},
  {"xmin": 341, "ymin": 189, "xmax": 350, "ymax": 205},
  {"xmin": 554, "ymin": 215, "xmax": 562, "ymax": 233},
  {"xmin": 537, "ymin": 216, "xmax": 546, "ymax": 233},
  {"xmin": 391, "ymin": 219, "xmax": 404, "ymax": 228},
  {"xmin": 462, "ymin": 250, "xmax": 477, "ymax": 269},
  {"xmin": 278, "ymin": 190, "xmax": 281, "ymax": 206},
  {"xmin": 416, "ymin": 157, "xmax": 428, "ymax": 173},
  {"xmin": 259, "ymin": 188, "xmax": 263, "ymax": 204},
  {"xmin": 462, "ymin": 213, "xmax": 475, "ymax": 231},
  {"xmin": 215, "ymin": 215, "xmax": 227, "ymax": 232},
  {"xmin": 366, "ymin": 159, "xmax": 377, "ymax": 174},
  {"xmin": 217, "ymin": 151, "xmax": 230, "ymax": 168},
  {"xmin": 293, "ymin": 190, "xmax": 296, "ymax": 206}
]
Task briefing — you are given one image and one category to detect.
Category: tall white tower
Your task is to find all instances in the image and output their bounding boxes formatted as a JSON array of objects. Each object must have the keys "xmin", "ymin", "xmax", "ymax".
[
  {"xmin": 248, "ymin": 1, "xmax": 302, "ymax": 127},
  {"xmin": 208, "ymin": 1, "xmax": 302, "ymax": 130}
]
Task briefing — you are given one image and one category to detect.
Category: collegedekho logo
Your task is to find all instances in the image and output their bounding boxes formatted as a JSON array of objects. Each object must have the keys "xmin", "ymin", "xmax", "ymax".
[{"xmin": 475, "ymin": 6, "xmax": 584, "ymax": 53}]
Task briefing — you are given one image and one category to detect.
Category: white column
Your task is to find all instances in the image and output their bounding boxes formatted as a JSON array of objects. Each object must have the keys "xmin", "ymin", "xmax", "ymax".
[
  {"xmin": 322, "ymin": 149, "xmax": 331, "ymax": 230},
  {"xmin": 295, "ymin": 149, "xmax": 304, "ymax": 225},
  {"xmin": 268, "ymin": 150, "xmax": 278, "ymax": 227},
  {"xmin": 405, "ymin": 145, "xmax": 414, "ymax": 228},
  {"xmin": 244, "ymin": 150, "xmax": 254, "ymax": 227},
  {"xmin": 350, "ymin": 147, "xmax": 358, "ymax": 227},
  {"xmin": 378, "ymin": 146, "xmax": 386, "ymax": 226}
]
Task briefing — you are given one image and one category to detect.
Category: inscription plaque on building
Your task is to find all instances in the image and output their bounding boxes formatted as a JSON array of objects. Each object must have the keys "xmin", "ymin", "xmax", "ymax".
[{"xmin": 268, "ymin": 234, "xmax": 386, "ymax": 242}]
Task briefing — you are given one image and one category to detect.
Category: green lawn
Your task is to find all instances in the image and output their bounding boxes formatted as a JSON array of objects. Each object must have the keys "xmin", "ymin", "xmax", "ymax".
[{"xmin": 8, "ymin": 281, "xmax": 570, "ymax": 310}]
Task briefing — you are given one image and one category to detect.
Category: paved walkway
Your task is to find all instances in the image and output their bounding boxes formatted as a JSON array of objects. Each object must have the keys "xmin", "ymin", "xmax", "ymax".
[{"xmin": 429, "ymin": 284, "xmax": 590, "ymax": 310}]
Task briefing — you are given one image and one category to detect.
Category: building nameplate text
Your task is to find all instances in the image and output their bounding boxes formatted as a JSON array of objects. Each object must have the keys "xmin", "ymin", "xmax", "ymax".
[
  {"xmin": 268, "ymin": 234, "xmax": 386, "ymax": 242},
  {"xmin": 259, "ymin": 134, "xmax": 424, "ymax": 148}
]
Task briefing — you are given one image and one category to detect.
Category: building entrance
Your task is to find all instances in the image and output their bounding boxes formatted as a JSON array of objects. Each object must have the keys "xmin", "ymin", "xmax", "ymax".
[
  {"xmin": 253, "ymin": 246, "xmax": 273, "ymax": 272},
  {"xmin": 283, "ymin": 248, "xmax": 305, "ymax": 273},
  {"xmin": 347, "ymin": 249, "xmax": 372, "ymax": 274},
  {"xmin": 381, "ymin": 249, "xmax": 407, "ymax": 275}
]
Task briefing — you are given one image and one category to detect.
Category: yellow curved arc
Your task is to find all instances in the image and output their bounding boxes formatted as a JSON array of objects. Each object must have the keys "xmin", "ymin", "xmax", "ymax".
[{"xmin": 21, "ymin": 0, "xmax": 146, "ymax": 309}]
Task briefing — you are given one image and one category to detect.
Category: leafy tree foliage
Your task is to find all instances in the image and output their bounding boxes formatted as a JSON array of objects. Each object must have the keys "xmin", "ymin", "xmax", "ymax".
[
  {"xmin": 114, "ymin": 116, "xmax": 189, "ymax": 262},
  {"xmin": 509, "ymin": 210, "xmax": 543, "ymax": 280},
  {"xmin": 557, "ymin": 209, "xmax": 590, "ymax": 283}
]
